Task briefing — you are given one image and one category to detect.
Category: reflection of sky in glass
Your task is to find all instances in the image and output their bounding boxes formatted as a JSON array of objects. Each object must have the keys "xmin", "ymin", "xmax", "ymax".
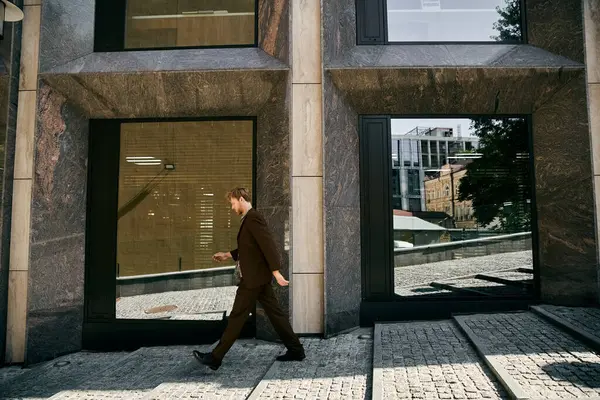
[
  {"xmin": 387, "ymin": 0, "xmax": 516, "ymax": 42},
  {"xmin": 392, "ymin": 118, "xmax": 476, "ymax": 137}
]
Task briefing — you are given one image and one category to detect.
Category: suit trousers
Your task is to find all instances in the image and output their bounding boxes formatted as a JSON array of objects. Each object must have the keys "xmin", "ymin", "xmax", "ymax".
[{"xmin": 211, "ymin": 281, "xmax": 304, "ymax": 362}]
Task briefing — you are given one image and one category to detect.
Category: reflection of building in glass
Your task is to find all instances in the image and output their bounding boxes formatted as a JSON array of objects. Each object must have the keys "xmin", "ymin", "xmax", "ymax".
[
  {"xmin": 392, "ymin": 210, "xmax": 447, "ymax": 247},
  {"xmin": 424, "ymin": 163, "xmax": 477, "ymax": 229},
  {"xmin": 391, "ymin": 125, "xmax": 479, "ymax": 213},
  {"xmin": 386, "ymin": 0, "xmax": 514, "ymax": 42}
]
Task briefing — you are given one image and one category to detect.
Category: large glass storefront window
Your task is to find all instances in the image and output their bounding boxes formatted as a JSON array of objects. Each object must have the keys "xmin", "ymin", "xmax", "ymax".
[
  {"xmin": 386, "ymin": 0, "xmax": 523, "ymax": 43},
  {"xmin": 391, "ymin": 117, "xmax": 534, "ymax": 298},
  {"xmin": 115, "ymin": 120, "xmax": 253, "ymax": 320},
  {"xmin": 123, "ymin": 0, "xmax": 256, "ymax": 49}
]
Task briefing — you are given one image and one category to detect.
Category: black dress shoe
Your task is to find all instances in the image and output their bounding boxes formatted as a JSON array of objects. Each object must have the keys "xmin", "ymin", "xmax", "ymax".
[
  {"xmin": 276, "ymin": 351, "xmax": 306, "ymax": 362},
  {"xmin": 193, "ymin": 350, "xmax": 221, "ymax": 370}
]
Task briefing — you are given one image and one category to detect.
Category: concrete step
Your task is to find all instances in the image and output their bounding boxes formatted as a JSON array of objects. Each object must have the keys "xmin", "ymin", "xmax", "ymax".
[
  {"xmin": 454, "ymin": 311, "xmax": 600, "ymax": 399},
  {"xmin": 247, "ymin": 328, "xmax": 373, "ymax": 400},
  {"xmin": 372, "ymin": 320, "xmax": 507, "ymax": 400},
  {"xmin": 140, "ymin": 340, "xmax": 280, "ymax": 400}
]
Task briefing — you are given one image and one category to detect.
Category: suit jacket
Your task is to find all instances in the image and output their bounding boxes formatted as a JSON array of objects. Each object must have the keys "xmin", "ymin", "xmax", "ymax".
[{"xmin": 230, "ymin": 208, "xmax": 281, "ymax": 288}]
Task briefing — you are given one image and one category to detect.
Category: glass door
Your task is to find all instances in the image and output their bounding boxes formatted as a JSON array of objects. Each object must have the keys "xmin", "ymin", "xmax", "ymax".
[{"xmin": 84, "ymin": 118, "xmax": 256, "ymax": 350}]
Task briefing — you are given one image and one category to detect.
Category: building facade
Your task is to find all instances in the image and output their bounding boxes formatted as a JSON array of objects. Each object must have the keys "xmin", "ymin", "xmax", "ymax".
[{"xmin": 0, "ymin": 0, "xmax": 599, "ymax": 366}]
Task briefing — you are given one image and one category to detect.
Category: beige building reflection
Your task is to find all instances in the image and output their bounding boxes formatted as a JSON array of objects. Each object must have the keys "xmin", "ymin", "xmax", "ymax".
[{"xmin": 424, "ymin": 163, "xmax": 477, "ymax": 230}]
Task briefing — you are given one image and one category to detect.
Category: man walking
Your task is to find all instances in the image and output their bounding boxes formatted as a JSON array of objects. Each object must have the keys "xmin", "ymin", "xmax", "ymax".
[{"xmin": 193, "ymin": 188, "xmax": 305, "ymax": 370}]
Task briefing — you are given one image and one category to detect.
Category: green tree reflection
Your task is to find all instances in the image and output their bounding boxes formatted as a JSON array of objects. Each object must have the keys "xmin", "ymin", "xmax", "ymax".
[
  {"xmin": 492, "ymin": 0, "xmax": 522, "ymax": 42},
  {"xmin": 457, "ymin": 118, "xmax": 531, "ymax": 233}
]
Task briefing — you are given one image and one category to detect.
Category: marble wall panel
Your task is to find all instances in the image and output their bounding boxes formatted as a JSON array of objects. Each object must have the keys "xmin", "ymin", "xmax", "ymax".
[
  {"xmin": 39, "ymin": 0, "xmax": 94, "ymax": 72},
  {"xmin": 254, "ymin": 75, "xmax": 291, "ymax": 340},
  {"xmin": 26, "ymin": 84, "xmax": 88, "ymax": 364},
  {"xmin": 322, "ymin": 0, "xmax": 355, "ymax": 64},
  {"xmin": 258, "ymin": 0, "xmax": 289, "ymax": 64},
  {"xmin": 327, "ymin": 45, "xmax": 582, "ymax": 69},
  {"xmin": 328, "ymin": 68, "xmax": 581, "ymax": 116},
  {"xmin": 322, "ymin": 75, "xmax": 361, "ymax": 335},
  {"xmin": 40, "ymin": 70, "xmax": 287, "ymax": 119},
  {"xmin": 323, "ymin": 76, "xmax": 359, "ymax": 209},
  {"xmin": 256, "ymin": 74, "xmax": 290, "ymax": 209},
  {"xmin": 526, "ymin": 0, "xmax": 585, "ymax": 63},
  {"xmin": 533, "ymin": 76, "xmax": 598, "ymax": 305},
  {"xmin": 324, "ymin": 206, "xmax": 361, "ymax": 335},
  {"xmin": 45, "ymin": 49, "xmax": 286, "ymax": 75}
]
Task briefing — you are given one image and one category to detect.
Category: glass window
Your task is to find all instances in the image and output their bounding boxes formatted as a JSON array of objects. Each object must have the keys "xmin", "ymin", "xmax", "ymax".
[
  {"xmin": 391, "ymin": 117, "xmax": 533, "ymax": 299},
  {"xmin": 116, "ymin": 120, "xmax": 253, "ymax": 320},
  {"xmin": 124, "ymin": 0, "xmax": 256, "ymax": 49},
  {"xmin": 386, "ymin": 0, "xmax": 523, "ymax": 43}
]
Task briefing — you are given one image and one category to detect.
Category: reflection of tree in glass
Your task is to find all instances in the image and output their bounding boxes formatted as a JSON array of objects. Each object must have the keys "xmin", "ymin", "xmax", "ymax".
[
  {"xmin": 457, "ymin": 118, "xmax": 531, "ymax": 233},
  {"xmin": 492, "ymin": 0, "xmax": 522, "ymax": 42}
]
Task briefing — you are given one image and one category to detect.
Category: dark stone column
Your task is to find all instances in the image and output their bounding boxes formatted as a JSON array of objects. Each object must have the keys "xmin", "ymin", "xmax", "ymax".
[
  {"xmin": 322, "ymin": 75, "xmax": 361, "ymax": 336},
  {"xmin": 26, "ymin": 84, "xmax": 88, "ymax": 364}
]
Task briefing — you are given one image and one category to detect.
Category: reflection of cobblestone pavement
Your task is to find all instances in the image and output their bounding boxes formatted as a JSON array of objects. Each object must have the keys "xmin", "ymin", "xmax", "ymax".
[
  {"xmin": 457, "ymin": 312, "xmax": 600, "ymax": 399},
  {"xmin": 378, "ymin": 321, "xmax": 507, "ymax": 400},
  {"xmin": 116, "ymin": 286, "xmax": 237, "ymax": 320},
  {"xmin": 251, "ymin": 329, "xmax": 373, "ymax": 399},
  {"xmin": 395, "ymin": 251, "xmax": 532, "ymax": 296}
]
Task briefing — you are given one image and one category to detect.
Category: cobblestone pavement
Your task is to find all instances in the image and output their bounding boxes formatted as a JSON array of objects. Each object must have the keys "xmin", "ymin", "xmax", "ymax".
[
  {"xmin": 0, "ymin": 367, "xmax": 29, "ymax": 388},
  {"xmin": 251, "ymin": 328, "xmax": 373, "ymax": 400},
  {"xmin": 395, "ymin": 251, "xmax": 532, "ymax": 296},
  {"xmin": 377, "ymin": 321, "xmax": 507, "ymax": 400},
  {"xmin": 116, "ymin": 286, "xmax": 237, "ymax": 320},
  {"xmin": 1, "ymin": 352, "xmax": 128, "ymax": 399},
  {"xmin": 538, "ymin": 305, "xmax": 600, "ymax": 339},
  {"xmin": 458, "ymin": 312, "xmax": 600, "ymax": 399},
  {"xmin": 141, "ymin": 341, "xmax": 281, "ymax": 400},
  {"xmin": 0, "ymin": 342, "xmax": 283, "ymax": 400}
]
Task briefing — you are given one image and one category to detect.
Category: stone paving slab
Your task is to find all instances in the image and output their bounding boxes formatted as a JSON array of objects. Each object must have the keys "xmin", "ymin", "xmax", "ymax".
[
  {"xmin": 374, "ymin": 321, "xmax": 507, "ymax": 400},
  {"xmin": 0, "ymin": 352, "xmax": 129, "ymax": 400},
  {"xmin": 141, "ymin": 340, "xmax": 281, "ymax": 400},
  {"xmin": 248, "ymin": 328, "xmax": 373, "ymax": 400},
  {"xmin": 533, "ymin": 305, "xmax": 600, "ymax": 350},
  {"xmin": 455, "ymin": 312, "xmax": 600, "ymax": 399},
  {"xmin": 45, "ymin": 346, "xmax": 211, "ymax": 400},
  {"xmin": 0, "ymin": 366, "xmax": 30, "ymax": 388}
]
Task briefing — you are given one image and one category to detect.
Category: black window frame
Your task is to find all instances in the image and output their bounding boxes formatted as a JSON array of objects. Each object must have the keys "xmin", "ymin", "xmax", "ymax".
[
  {"xmin": 94, "ymin": 0, "xmax": 260, "ymax": 52},
  {"xmin": 356, "ymin": 0, "xmax": 528, "ymax": 45},
  {"xmin": 359, "ymin": 115, "xmax": 540, "ymax": 321},
  {"xmin": 84, "ymin": 116, "xmax": 258, "ymax": 351}
]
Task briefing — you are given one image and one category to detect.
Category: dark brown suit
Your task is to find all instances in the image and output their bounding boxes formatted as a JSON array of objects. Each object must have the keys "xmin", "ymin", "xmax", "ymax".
[{"xmin": 211, "ymin": 208, "xmax": 303, "ymax": 362}]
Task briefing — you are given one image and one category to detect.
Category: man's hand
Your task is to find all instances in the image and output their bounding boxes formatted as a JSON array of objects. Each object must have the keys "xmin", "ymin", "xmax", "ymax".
[
  {"xmin": 213, "ymin": 252, "xmax": 231, "ymax": 262},
  {"xmin": 273, "ymin": 270, "xmax": 289, "ymax": 287}
]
